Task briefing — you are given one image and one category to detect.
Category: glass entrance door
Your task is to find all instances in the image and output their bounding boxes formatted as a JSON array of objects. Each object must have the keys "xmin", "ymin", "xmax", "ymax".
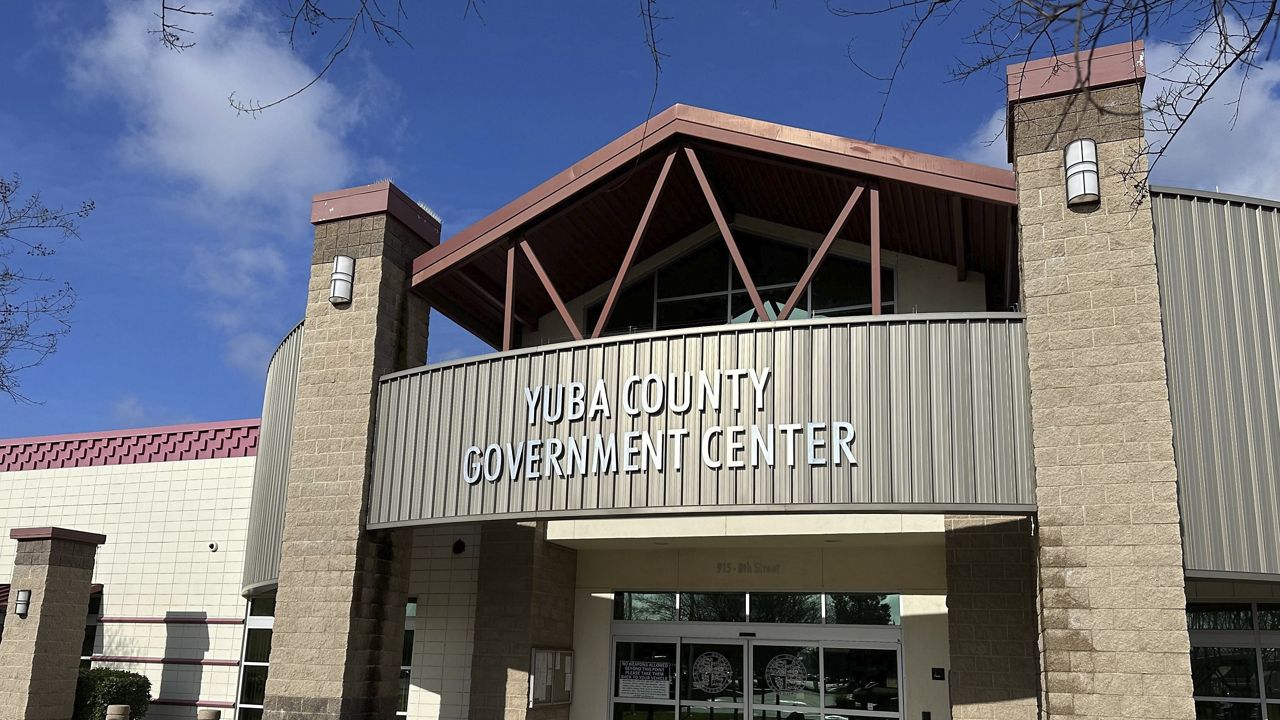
[{"xmin": 613, "ymin": 634, "xmax": 901, "ymax": 720}]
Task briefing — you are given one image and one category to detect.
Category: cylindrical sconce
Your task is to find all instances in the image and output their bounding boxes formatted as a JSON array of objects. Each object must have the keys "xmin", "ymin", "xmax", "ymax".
[
  {"xmin": 1064, "ymin": 138, "xmax": 1100, "ymax": 206},
  {"xmin": 15, "ymin": 588, "xmax": 31, "ymax": 616},
  {"xmin": 329, "ymin": 255, "xmax": 355, "ymax": 305}
]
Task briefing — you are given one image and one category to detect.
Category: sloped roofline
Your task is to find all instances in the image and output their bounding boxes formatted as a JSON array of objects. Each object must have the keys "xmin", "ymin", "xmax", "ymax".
[{"xmin": 410, "ymin": 103, "xmax": 1016, "ymax": 287}]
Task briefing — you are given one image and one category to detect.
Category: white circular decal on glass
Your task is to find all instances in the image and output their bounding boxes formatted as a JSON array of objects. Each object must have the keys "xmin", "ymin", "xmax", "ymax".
[
  {"xmin": 691, "ymin": 651, "xmax": 733, "ymax": 694},
  {"xmin": 764, "ymin": 654, "xmax": 806, "ymax": 693}
]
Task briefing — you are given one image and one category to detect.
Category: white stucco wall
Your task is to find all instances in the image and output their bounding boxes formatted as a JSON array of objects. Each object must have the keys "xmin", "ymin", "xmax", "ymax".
[
  {"xmin": 405, "ymin": 524, "xmax": 481, "ymax": 720},
  {"xmin": 0, "ymin": 456, "xmax": 256, "ymax": 719}
]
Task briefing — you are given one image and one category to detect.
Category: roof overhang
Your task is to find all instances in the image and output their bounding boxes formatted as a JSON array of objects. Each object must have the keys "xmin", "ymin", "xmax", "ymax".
[{"xmin": 410, "ymin": 104, "xmax": 1018, "ymax": 348}]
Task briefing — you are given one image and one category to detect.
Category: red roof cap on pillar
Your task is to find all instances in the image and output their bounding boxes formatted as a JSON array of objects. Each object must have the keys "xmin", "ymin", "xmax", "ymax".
[
  {"xmin": 311, "ymin": 180, "xmax": 442, "ymax": 246},
  {"xmin": 1007, "ymin": 40, "xmax": 1146, "ymax": 104},
  {"xmin": 10, "ymin": 527, "xmax": 107, "ymax": 545}
]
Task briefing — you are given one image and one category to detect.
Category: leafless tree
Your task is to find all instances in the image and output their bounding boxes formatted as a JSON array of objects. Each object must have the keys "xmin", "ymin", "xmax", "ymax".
[
  {"xmin": 0, "ymin": 175, "xmax": 94, "ymax": 403},
  {"xmin": 228, "ymin": 0, "xmax": 414, "ymax": 116},
  {"xmin": 150, "ymin": 2, "xmax": 213, "ymax": 51},
  {"xmin": 833, "ymin": 0, "xmax": 1279, "ymax": 200}
]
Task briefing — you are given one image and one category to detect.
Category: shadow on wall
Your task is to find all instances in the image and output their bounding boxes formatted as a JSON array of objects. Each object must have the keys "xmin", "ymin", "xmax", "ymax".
[
  {"xmin": 163, "ymin": 611, "xmax": 210, "ymax": 707},
  {"xmin": 944, "ymin": 516, "xmax": 1041, "ymax": 720}
]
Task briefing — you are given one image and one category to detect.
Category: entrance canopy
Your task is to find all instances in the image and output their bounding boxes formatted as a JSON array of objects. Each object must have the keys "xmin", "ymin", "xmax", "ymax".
[{"xmin": 410, "ymin": 105, "xmax": 1017, "ymax": 349}]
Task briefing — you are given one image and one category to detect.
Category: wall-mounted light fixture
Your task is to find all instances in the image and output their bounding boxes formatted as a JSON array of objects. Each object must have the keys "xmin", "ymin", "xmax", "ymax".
[
  {"xmin": 329, "ymin": 255, "xmax": 355, "ymax": 305},
  {"xmin": 15, "ymin": 588, "xmax": 31, "ymax": 617},
  {"xmin": 1064, "ymin": 138, "xmax": 1100, "ymax": 206}
]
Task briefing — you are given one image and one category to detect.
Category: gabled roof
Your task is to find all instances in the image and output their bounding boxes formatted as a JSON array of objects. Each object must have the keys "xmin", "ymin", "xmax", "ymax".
[{"xmin": 411, "ymin": 104, "xmax": 1017, "ymax": 348}]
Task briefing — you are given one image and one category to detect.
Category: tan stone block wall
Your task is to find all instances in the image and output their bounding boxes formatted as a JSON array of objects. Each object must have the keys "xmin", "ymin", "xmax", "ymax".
[
  {"xmin": 469, "ymin": 522, "xmax": 576, "ymax": 720},
  {"xmin": 263, "ymin": 211, "xmax": 431, "ymax": 720},
  {"xmin": 0, "ymin": 538, "xmax": 100, "ymax": 720},
  {"xmin": 1014, "ymin": 82, "xmax": 1195, "ymax": 720},
  {"xmin": 945, "ymin": 515, "xmax": 1039, "ymax": 720}
]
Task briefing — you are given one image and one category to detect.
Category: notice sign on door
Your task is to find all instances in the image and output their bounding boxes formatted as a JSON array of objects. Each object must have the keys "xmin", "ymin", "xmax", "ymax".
[{"xmin": 619, "ymin": 660, "xmax": 672, "ymax": 700}]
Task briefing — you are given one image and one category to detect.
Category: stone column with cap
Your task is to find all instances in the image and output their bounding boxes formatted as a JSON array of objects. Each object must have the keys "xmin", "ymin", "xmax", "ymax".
[
  {"xmin": 261, "ymin": 180, "xmax": 438, "ymax": 719},
  {"xmin": 1008, "ymin": 41, "xmax": 1196, "ymax": 720},
  {"xmin": 0, "ymin": 527, "xmax": 107, "ymax": 720}
]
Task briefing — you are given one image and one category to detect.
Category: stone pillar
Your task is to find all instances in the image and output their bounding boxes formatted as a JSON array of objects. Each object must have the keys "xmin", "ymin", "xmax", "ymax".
[
  {"xmin": 1009, "ymin": 42, "xmax": 1196, "ymax": 720},
  {"xmin": 262, "ymin": 181, "xmax": 439, "ymax": 720},
  {"xmin": 944, "ymin": 515, "xmax": 1039, "ymax": 720},
  {"xmin": 469, "ymin": 522, "xmax": 577, "ymax": 720},
  {"xmin": 0, "ymin": 527, "xmax": 107, "ymax": 720}
]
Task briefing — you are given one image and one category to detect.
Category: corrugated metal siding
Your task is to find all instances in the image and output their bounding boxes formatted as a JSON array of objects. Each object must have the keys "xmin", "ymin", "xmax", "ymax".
[
  {"xmin": 1152, "ymin": 189, "xmax": 1280, "ymax": 576},
  {"xmin": 241, "ymin": 321, "xmax": 304, "ymax": 594},
  {"xmin": 368, "ymin": 314, "xmax": 1035, "ymax": 527}
]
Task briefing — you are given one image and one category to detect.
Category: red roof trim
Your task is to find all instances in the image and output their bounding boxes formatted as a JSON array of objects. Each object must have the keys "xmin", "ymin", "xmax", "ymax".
[
  {"xmin": 1007, "ymin": 40, "xmax": 1145, "ymax": 103},
  {"xmin": 408, "ymin": 104, "xmax": 1017, "ymax": 288},
  {"xmin": 10, "ymin": 527, "xmax": 107, "ymax": 545},
  {"xmin": 0, "ymin": 419, "xmax": 260, "ymax": 472}
]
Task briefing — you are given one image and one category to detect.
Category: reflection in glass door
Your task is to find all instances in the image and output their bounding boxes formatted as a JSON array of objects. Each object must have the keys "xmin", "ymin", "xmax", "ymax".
[
  {"xmin": 613, "ymin": 636, "xmax": 901, "ymax": 720},
  {"xmin": 681, "ymin": 640, "xmax": 746, "ymax": 719}
]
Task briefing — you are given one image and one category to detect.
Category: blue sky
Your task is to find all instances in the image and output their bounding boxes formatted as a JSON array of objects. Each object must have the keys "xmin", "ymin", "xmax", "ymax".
[{"xmin": 1, "ymin": 1, "xmax": 1276, "ymax": 437}]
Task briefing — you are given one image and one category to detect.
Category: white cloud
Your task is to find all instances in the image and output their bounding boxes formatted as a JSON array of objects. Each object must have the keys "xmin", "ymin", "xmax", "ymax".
[
  {"xmin": 955, "ymin": 107, "xmax": 1011, "ymax": 168},
  {"xmin": 71, "ymin": 0, "xmax": 356, "ymax": 202},
  {"xmin": 70, "ymin": 1, "xmax": 379, "ymax": 377},
  {"xmin": 112, "ymin": 394, "xmax": 147, "ymax": 426},
  {"xmin": 225, "ymin": 330, "xmax": 279, "ymax": 375},
  {"xmin": 1144, "ymin": 29, "xmax": 1280, "ymax": 199}
]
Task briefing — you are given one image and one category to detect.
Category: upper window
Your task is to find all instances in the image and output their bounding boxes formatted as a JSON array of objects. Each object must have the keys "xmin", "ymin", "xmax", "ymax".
[
  {"xmin": 586, "ymin": 232, "xmax": 896, "ymax": 336},
  {"xmin": 1187, "ymin": 602, "xmax": 1280, "ymax": 720},
  {"xmin": 613, "ymin": 591, "xmax": 899, "ymax": 626}
]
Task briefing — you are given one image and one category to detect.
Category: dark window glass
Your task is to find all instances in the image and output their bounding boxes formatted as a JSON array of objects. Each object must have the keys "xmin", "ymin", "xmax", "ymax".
[
  {"xmin": 239, "ymin": 709, "xmax": 265, "ymax": 720},
  {"xmin": 682, "ymin": 707, "xmax": 744, "ymax": 719},
  {"xmin": 679, "ymin": 593, "xmax": 746, "ymax": 623},
  {"xmin": 825, "ymin": 594, "xmax": 899, "ymax": 625},
  {"xmin": 1258, "ymin": 605, "xmax": 1280, "ymax": 631},
  {"xmin": 812, "ymin": 255, "xmax": 872, "ymax": 310},
  {"xmin": 1263, "ymin": 649, "xmax": 1280, "ymax": 697},
  {"xmin": 402, "ymin": 629, "xmax": 415, "ymax": 668},
  {"xmin": 240, "ymin": 664, "xmax": 269, "ymax": 706},
  {"xmin": 1192, "ymin": 647, "xmax": 1260, "ymax": 698},
  {"xmin": 750, "ymin": 593, "xmax": 822, "ymax": 624},
  {"xmin": 1268, "ymin": 704, "xmax": 1280, "ymax": 720},
  {"xmin": 615, "ymin": 641, "xmax": 677, "ymax": 701},
  {"xmin": 614, "ymin": 593, "xmax": 677, "ymax": 622},
  {"xmin": 681, "ymin": 641, "xmax": 745, "ymax": 703},
  {"xmin": 734, "ymin": 234, "xmax": 809, "ymax": 289},
  {"xmin": 398, "ymin": 668, "xmax": 411, "ymax": 713},
  {"xmin": 613, "ymin": 702, "xmax": 677, "ymax": 720},
  {"xmin": 656, "ymin": 296, "xmax": 727, "ymax": 330},
  {"xmin": 1197, "ymin": 702, "xmax": 1263, "ymax": 720},
  {"xmin": 249, "ymin": 595, "xmax": 276, "ymax": 617},
  {"xmin": 823, "ymin": 647, "xmax": 899, "ymax": 712},
  {"xmin": 244, "ymin": 628, "xmax": 272, "ymax": 664},
  {"xmin": 657, "ymin": 242, "xmax": 729, "ymax": 299},
  {"xmin": 587, "ymin": 276, "xmax": 656, "ymax": 337},
  {"xmin": 87, "ymin": 594, "xmax": 103, "ymax": 617},
  {"xmin": 751, "ymin": 644, "xmax": 819, "ymax": 707},
  {"xmin": 730, "ymin": 287, "xmax": 796, "ymax": 322},
  {"xmin": 81, "ymin": 625, "xmax": 97, "ymax": 657},
  {"xmin": 1188, "ymin": 604, "xmax": 1254, "ymax": 631}
]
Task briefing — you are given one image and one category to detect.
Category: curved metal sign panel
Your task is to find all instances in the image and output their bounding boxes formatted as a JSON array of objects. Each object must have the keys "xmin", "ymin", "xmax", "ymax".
[{"xmin": 368, "ymin": 314, "xmax": 1035, "ymax": 528}]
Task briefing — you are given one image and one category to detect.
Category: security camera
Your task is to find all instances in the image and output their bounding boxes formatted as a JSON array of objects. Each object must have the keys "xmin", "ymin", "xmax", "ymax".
[{"xmin": 208, "ymin": 542, "xmax": 219, "ymax": 552}]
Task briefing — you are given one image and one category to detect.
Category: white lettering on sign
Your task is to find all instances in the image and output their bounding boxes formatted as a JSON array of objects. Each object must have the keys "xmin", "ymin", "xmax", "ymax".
[{"xmin": 461, "ymin": 366, "xmax": 858, "ymax": 485}]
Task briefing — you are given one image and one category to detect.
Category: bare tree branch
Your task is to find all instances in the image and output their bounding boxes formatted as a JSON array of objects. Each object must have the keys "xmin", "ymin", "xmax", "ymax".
[
  {"xmin": 150, "ymin": 2, "xmax": 213, "ymax": 52},
  {"xmin": 0, "ymin": 174, "xmax": 93, "ymax": 403},
  {"xmin": 229, "ymin": 0, "xmax": 413, "ymax": 116},
  {"xmin": 837, "ymin": 1, "xmax": 1278, "ymax": 203}
]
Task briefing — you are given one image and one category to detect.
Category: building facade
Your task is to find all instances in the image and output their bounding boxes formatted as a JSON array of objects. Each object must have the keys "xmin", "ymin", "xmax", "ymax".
[{"xmin": 3, "ymin": 40, "xmax": 1280, "ymax": 720}]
